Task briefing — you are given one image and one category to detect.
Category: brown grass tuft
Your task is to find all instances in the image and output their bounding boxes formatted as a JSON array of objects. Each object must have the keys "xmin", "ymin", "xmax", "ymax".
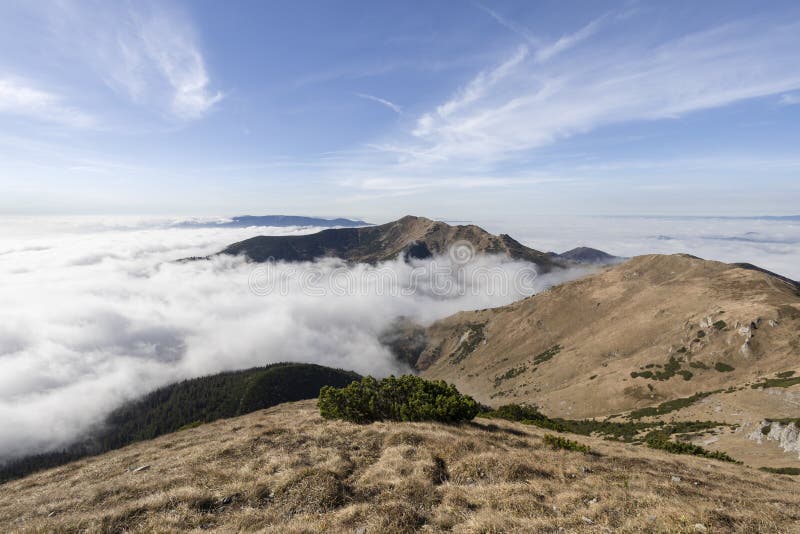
[{"xmin": 2, "ymin": 399, "xmax": 799, "ymax": 533}]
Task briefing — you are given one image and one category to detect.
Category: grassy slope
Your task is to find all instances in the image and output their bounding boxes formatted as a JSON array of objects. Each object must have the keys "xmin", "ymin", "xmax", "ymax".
[
  {"xmin": 418, "ymin": 254, "xmax": 800, "ymax": 467},
  {"xmin": 0, "ymin": 363, "xmax": 359, "ymax": 483},
  {"xmin": 2, "ymin": 400, "xmax": 798, "ymax": 533}
]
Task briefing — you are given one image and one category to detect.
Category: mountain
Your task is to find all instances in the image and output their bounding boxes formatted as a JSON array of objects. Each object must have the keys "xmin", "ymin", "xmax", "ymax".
[
  {"xmin": 0, "ymin": 363, "xmax": 359, "ymax": 483},
  {"xmin": 549, "ymin": 246, "xmax": 623, "ymax": 265},
  {"xmin": 412, "ymin": 254, "xmax": 800, "ymax": 466},
  {"xmin": 176, "ymin": 215, "xmax": 370, "ymax": 228},
  {"xmin": 3, "ymin": 398, "xmax": 798, "ymax": 532},
  {"xmin": 216, "ymin": 215, "xmax": 562, "ymax": 271}
]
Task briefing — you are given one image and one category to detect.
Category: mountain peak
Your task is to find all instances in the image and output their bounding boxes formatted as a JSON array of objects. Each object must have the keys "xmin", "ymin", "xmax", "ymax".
[{"xmin": 216, "ymin": 216, "xmax": 561, "ymax": 270}]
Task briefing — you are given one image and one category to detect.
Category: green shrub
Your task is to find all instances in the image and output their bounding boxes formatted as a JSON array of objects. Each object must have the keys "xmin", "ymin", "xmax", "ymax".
[
  {"xmin": 533, "ymin": 345, "xmax": 562, "ymax": 365},
  {"xmin": 766, "ymin": 417, "xmax": 800, "ymax": 425},
  {"xmin": 493, "ymin": 365, "xmax": 527, "ymax": 387},
  {"xmin": 760, "ymin": 466, "xmax": 800, "ymax": 475},
  {"xmin": 487, "ymin": 404, "xmax": 667, "ymax": 442},
  {"xmin": 630, "ymin": 370, "xmax": 654, "ymax": 379},
  {"xmin": 645, "ymin": 431, "xmax": 739, "ymax": 463},
  {"xmin": 751, "ymin": 376, "xmax": 800, "ymax": 389},
  {"xmin": 633, "ymin": 356, "xmax": 692, "ymax": 381},
  {"xmin": 714, "ymin": 362, "xmax": 735, "ymax": 372},
  {"xmin": 484, "ymin": 404, "xmax": 569, "ymax": 432},
  {"xmin": 776, "ymin": 371, "xmax": 796, "ymax": 378},
  {"xmin": 318, "ymin": 375, "xmax": 480, "ymax": 424},
  {"xmin": 713, "ymin": 320, "xmax": 727, "ymax": 330},
  {"xmin": 628, "ymin": 390, "xmax": 720, "ymax": 419},
  {"xmin": 542, "ymin": 434, "xmax": 591, "ymax": 453},
  {"xmin": 689, "ymin": 361, "xmax": 709, "ymax": 370}
]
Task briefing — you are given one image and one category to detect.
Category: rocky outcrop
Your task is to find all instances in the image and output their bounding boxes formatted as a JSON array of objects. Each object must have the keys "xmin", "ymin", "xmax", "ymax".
[{"xmin": 748, "ymin": 420, "xmax": 800, "ymax": 459}]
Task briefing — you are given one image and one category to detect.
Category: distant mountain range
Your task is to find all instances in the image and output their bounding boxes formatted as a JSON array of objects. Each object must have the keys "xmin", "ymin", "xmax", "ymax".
[{"xmin": 176, "ymin": 215, "xmax": 370, "ymax": 228}]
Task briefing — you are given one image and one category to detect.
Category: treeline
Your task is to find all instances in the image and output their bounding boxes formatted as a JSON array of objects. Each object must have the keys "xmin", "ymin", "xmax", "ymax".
[{"xmin": 1, "ymin": 363, "xmax": 359, "ymax": 483}]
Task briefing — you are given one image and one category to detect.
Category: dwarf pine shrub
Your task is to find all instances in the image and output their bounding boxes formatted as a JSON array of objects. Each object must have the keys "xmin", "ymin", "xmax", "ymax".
[{"xmin": 318, "ymin": 375, "xmax": 480, "ymax": 424}]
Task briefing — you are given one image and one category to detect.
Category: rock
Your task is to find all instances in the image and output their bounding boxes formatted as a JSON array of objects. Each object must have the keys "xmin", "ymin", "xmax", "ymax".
[
  {"xmin": 740, "ymin": 340, "xmax": 752, "ymax": 358},
  {"xmin": 737, "ymin": 326, "xmax": 752, "ymax": 338},
  {"xmin": 671, "ymin": 475, "xmax": 682, "ymax": 483},
  {"xmin": 748, "ymin": 420, "xmax": 800, "ymax": 459},
  {"xmin": 694, "ymin": 524, "xmax": 708, "ymax": 532},
  {"xmin": 581, "ymin": 516, "xmax": 593, "ymax": 525},
  {"xmin": 585, "ymin": 497, "xmax": 598, "ymax": 505},
  {"xmin": 131, "ymin": 465, "xmax": 150, "ymax": 473}
]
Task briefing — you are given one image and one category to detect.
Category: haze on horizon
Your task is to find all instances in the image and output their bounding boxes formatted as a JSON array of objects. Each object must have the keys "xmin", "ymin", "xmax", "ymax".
[{"xmin": 1, "ymin": 0, "xmax": 799, "ymax": 219}]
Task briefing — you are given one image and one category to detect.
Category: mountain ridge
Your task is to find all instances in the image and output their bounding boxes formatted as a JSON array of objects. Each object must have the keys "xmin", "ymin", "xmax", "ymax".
[
  {"xmin": 412, "ymin": 253, "xmax": 800, "ymax": 466},
  {"xmin": 215, "ymin": 215, "xmax": 565, "ymax": 271}
]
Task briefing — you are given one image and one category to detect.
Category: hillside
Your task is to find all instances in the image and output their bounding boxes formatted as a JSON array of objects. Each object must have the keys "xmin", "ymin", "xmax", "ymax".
[
  {"xmin": 3, "ymin": 399, "xmax": 798, "ymax": 533},
  {"xmin": 415, "ymin": 254, "xmax": 800, "ymax": 467},
  {"xmin": 0, "ymin": 363, "xmax": 359, "ymax": 483},
  {"xmin": 216, "ymin": 215, "xmax": 562, "ymax": 271}
]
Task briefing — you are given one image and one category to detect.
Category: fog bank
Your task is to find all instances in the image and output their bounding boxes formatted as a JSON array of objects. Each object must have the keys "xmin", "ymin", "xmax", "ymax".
[{"xmin": 0, "ymin": 218, "xmax": 582, "ymax": 462}]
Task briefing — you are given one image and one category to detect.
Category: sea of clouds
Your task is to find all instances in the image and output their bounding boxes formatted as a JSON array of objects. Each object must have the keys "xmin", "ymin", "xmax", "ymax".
[
  {"xmin": 0, "ymin": 214, "xmax": 797, "ymax": 462},
  {"xmin": 499, "ymin": 215, "xmax": 800, "ymax": 281},
  {"xmin": 0, "ymin": 216, "xmax": 585, "ymax": 462}
]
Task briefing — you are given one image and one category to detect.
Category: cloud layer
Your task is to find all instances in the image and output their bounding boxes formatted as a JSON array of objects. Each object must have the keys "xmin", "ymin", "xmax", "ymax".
[{"xmin": 0, "ymin": 219, "xmax": 580, "ymax": 462}]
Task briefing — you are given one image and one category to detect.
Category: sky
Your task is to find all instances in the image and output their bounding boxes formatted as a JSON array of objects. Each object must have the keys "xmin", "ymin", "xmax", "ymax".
[{"xmin": 1, "ymin": 0, "xmax": 800, "ymax": 220}]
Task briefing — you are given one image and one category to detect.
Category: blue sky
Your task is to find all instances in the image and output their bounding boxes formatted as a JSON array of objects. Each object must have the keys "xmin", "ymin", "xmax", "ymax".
[{"xmin": 1, "ymin": 0, "xmax": 799, "ymax": 220}]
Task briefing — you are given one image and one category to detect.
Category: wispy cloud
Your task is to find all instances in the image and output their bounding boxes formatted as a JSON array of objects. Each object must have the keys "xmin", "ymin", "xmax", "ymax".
[
  {"xmin": 136, "ymin": 10, "xmax": 224, "ymax": 119},
  {"xmin": 356, "ymin": 93, "xmax": 402, "ymax": 114},
  {"xmin": 473, "ymin": 2, "xmax": 540, "ymax": 46},
  {"xmin": 534, "ymin": 14, "xmax": 607, "ymax": 62},
  {"xmin": 44, "ymin": 2, "xmax": 222, "ymax": 121},
  {"xmin": 474, "ymin": 3, "xmax": 607, "ymax": 63},
  {"xmin": 398, "ymin": 18, "xmax": 800, "ymax": 164},
  {"xmin": 0, "ymin": 77, "xmax": 96, "ymax": 128}
]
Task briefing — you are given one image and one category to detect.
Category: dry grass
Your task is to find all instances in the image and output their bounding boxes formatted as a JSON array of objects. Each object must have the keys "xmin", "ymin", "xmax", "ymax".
[
  {"xmin": 2, "ymin": 400, "xmax": 799, "ymax": 533},
  {"xmin": 420, "ymin": 254, "xmax": 800, "ymax": 420}
]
